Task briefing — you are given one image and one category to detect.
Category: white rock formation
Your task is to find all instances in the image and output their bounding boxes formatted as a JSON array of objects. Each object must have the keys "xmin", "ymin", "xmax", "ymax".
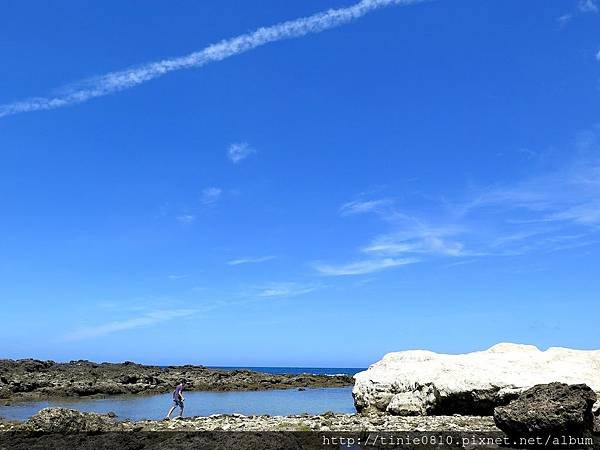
[{"xmin": 353, "ymin": 343, "xmax": 600, "ymax": 415}]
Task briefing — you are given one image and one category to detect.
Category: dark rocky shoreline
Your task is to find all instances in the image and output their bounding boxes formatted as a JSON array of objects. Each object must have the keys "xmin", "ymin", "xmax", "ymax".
[
  {"xmin": 0, "ymin": 359, "xmax": 352, "ymax": 402},
  {"xmin": 0, "ymin": 409, "xmax": 507, "ymax": 450},
  {"xmin": 1, "ymin": 407, "xmax": 499, "ymax": 432},
  {"xmin": 3, "ymin": 408, "xmax": 597, "ymax": 450}
]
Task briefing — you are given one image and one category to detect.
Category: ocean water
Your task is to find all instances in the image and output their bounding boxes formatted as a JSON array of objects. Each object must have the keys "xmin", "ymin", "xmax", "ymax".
[
  {"xmin": 0, "ymin": 367, "xmax": 363, "ymax": 422},
  {"xmin": 210, "ymin": 367, "xmax": 365, "ymax": 376},
  {"xmin": 0, "ymin": 387, "xmax": 355, "ymax": 422}
]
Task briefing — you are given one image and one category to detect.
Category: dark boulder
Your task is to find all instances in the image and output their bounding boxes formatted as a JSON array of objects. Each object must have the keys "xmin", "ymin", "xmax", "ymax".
[{"xmin": 494, "ymin": 383, "xmax": 597, "ymax": 440}]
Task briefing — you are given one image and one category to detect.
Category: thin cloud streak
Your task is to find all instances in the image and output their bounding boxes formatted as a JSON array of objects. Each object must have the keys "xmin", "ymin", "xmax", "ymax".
[
  {"xmin": 60, "ymin": 309, "xmax": 198, "ymax": 342},
  {"xmin": 168, "ymin": 274, "xmax": 189, "ymax": 280},
  {"xmin": 313, "ymin": 257, "xmax": 418, "ymax": 276},
  {"xmin": 0, "ymin": 0, "xmax": 425, "ymax": 118},
  {"xmin": 256, "ymin": 282, "xmax": 320, "ymax": 297},
  {"xmin": 557, "ymin": 14, "xmax": 573, "ymax": 27},
  {"xmin": 459, "ymin": 162, "xmax": 600, "ymax": 227},
  {"xmin": 363, "ymin": 229, "xmax": 467, "ymax": 257},
  {"xmin": 228, "ymin": 256, "xmax": 275, "ymax": 266},
  {"xmin": 339, "ymin": 198, "xmax": 392, "ymax": 216}
]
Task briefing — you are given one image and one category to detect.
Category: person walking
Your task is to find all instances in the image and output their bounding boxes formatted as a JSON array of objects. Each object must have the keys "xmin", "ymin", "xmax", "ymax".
[{"xmin": 166, "ymin": 380, "xmax": 186, "ymax": 419}]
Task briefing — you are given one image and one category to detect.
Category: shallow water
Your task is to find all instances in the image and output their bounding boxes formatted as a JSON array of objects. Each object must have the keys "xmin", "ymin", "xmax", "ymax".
[{"xmin": 0, "ymin": 387, "xmax": 355, "ymax": 421}]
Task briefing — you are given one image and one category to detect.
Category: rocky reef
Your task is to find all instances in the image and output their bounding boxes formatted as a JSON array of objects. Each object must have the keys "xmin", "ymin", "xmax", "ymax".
[
  {"xmin": 0, "ymin": 359, "xmax": 352, "ymax": 401},
  {"xmin": 353, "ymin": 343, "xmax": 600, "ymax": 416}
]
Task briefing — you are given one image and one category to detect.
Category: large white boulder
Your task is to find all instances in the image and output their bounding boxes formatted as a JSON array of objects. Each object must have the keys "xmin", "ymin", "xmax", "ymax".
[{"xmin": 353, "ymin": 343, "xmax": 600, "ymax": 416}]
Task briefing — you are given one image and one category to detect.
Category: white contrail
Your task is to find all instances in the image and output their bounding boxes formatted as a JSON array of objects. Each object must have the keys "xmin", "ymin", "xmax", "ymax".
[{"xmin": 0, "ymin": 0, "xmax": 425, "ymax": 118}]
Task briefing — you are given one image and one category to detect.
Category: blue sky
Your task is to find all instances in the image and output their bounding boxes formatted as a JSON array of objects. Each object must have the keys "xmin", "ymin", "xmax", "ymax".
[{"xmin": 1, "ymin": 0, "xmax": 599, "ymax": 367}]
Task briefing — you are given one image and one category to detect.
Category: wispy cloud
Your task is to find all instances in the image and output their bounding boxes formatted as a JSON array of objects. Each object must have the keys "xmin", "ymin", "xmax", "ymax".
[
  {"xmin": 461, "ymin": 161, "xmax": 600, "ymax": 228},
  {"xmin": 61, "ymin": 309, "xmax": 198, "ymax": 341},
  {"xmin": 174, "ymin": 187, "xmax": 222, "ymax": 224},
  {"xmin": 168, "ymin": 274, "xmax": 189, "ymax": 280},
  {"xmin": 579, "ymin": 0, "xmax": 598, "ymax": 13},
  {"xmin": 313, "ymin": 257, "xmax": 417, "ymax": 276},
  {"xmin": 442, "ymin": 154, "xmax": 600, "ymax": 254},
  {"xmin": 315, "ymin": 197, "xmax": 468, "ymax": 276},
  {"xmin": 227, "ymin": 256, "xmax": 275, "ymax": 266},
  {"xmin": 596, "ymin": 49, "xmax": 600, "ymax": 62},
  {"xmin": 339, "ymin": 198, "xmax": 392, "ymax": 216},
  {"xmin": 0, "ymin": 0, "xmax": 425, "ymax": 119},
  {"xmin": 227, "ymin": 142, "xmax": 255, "ymax": 164},
  {"xmin": 362, "ymin": 227, "xmax": 467, "ymax": 257},
  {"xmin": 558, "ymin": 0, "xmax": 598, "ymax": 26},
  {"xmin": 327, "ymin": 132, "xmax": 600, "ymax": 270},
  {"xmin": 557, "ymin": 14, "xmax": 573, "ymax": 27},
  {"xmin": 201, "ymin": 187, "xmax": 222, "ymax": 205},
  {"xmin": 256, "ymin": 282, "xmax": 320, "ymax": 298},
  {"xmin": 176, "ymin": 214, "xmax": 196, "ymax": 225}
]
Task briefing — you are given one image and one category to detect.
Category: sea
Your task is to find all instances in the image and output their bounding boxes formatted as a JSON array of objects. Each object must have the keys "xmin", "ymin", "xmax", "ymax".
[
  {"xmin": 0, "ymin": 367, "xmax": 365, "ymax": 422},
  {"xmin": 210, "ymin": 367, "xmax": 365, "ymax": 376}
]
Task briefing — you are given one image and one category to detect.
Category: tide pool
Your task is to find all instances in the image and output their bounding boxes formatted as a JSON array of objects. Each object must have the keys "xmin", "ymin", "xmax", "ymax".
[{"xmin": 0, "ymin": 386, "xmax": 356, "ymax": 422}]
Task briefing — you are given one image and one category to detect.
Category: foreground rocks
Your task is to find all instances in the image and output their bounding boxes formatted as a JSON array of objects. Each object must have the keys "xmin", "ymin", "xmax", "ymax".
[
  {"xmin": 494, "ymin": 383, "xmax": 597, "ymax": 440},
  {"xmin": 0, "ymin": 359, "xmax": 352, "ymax": 401},
  {"xmin": 353, "ymin": 343, "xmax": 600, "ymax": 416},
  {"xmin": 1, "ymin": 407, "xmax": 597, "ymax": 449},
  {"xmin": 1, "ymin": 406, "xmax": 497, "ymax": 432},
  {"xmin": 0, "ymin": 409, "xmax": 501, "ymax": 450}
]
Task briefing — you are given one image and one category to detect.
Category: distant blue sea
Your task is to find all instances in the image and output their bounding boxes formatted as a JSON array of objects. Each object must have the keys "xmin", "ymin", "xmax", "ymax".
[{"xmin": 210, "ymin": 367, "xmax": 365, "ymax": 376}]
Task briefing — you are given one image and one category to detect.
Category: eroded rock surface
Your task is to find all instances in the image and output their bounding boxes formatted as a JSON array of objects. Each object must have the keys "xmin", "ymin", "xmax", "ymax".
[
  {"xmin": 0, "ymin": 410, "xmax": 502, "ymax": 450},
  {"xmin": 1, "ymin": 407, "xmax": 597, "ymax": 450},
  {"xmin": 353, "ymin": 343, "xmax": 600, "ymax": 416},
  {"xmin": 493, "ymin": 383, "xmax": 597, "ymax": 439},
  {"xmin": 1, "ymin": 408, "xmax": 497, "ymax": 432},
  {"xmin": 0, "ymin": 359, "xmax": 352, "ymax": 401},
  {"xmin": 25, "ymin": 407, "xmax": 121, "ymax": 433}
]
